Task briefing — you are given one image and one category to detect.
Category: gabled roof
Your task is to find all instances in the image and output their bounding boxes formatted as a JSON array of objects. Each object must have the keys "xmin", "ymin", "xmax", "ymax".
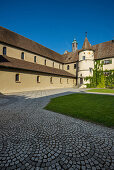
[
  {"xmin": 0, "ymin": 26, "xmax": 65, "ymax": 63},
  {"xmin": 0, "ymin": 55, "xmax": 75, "ymax": 78},
  {"xmin": 92, "ymin": 40, "xmax": 114, "ymax": 59}
]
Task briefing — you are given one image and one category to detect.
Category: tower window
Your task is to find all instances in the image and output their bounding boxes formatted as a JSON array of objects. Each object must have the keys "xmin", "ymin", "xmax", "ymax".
[
  {"xmin": 89, "ymin": 68, "xmax": 92, "ymax": 73},
  {"xmin": 50, "ymin": 77, "xmax": 53, "ymax": 84},
  {"xmin": 37, "ymin": 76, "xmax": 40, "ymax": 83},
  {"xmin": 3, "ymin": 47, "xmax": 6, "ymax": 55},
  {"xmin": 21, "ymin": 52, "xmax": 24, "ymax": 60},
  {"xmin": 74, "ymin": 64, "xmax": 76, "ymax": 69},
  {"xmin": 44, "ymin": 59, "xmax": 46, "ymax": 65},
  {"xmin": 67, "ymin": 65, "xmax": 70, "ymax": 70},
  {"xmin": 82, "ymin": 56, "xmax": 85, "ymax": 60},
  {"xmin": 15, "ymin": 74, "xmax": 20, "ymax": 82},
  {"xmin": 34, "ymin": 56, "xmax": 36, "ymax": 63}
]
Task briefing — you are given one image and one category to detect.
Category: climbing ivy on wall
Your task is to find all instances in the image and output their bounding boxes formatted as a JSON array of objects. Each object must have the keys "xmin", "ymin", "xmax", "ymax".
[{"xmin": 84, "ymin": 60, "xmax": 114, "ymax": 88}]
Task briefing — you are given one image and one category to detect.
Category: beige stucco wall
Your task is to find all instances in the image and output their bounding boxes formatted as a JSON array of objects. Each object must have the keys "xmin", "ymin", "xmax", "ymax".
[
  {"xmin": 78, "ymin": 50, "xmax": 94, "ymax": 87},
  {"xmin": 0, "ymin": 68, "xmax": 76, "ymax": 94},
  {"xmin": 0, "ymin": 43, "xmax": 63, "ymax": 70},
  {"xmin": 64, "ymin": 63, "xmax": 76, "ymax": 75}
]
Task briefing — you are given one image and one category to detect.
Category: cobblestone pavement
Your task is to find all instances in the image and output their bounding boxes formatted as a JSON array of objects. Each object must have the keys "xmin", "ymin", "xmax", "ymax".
[{"xmin": 0, "ymin": 88, "xmax": 114, "ymax": 170}]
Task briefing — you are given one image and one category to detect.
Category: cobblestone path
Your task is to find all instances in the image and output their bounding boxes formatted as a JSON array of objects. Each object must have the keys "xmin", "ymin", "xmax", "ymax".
[{"xmin": 0, "ymin": 88, "xmax": 114, "ymax": 170}]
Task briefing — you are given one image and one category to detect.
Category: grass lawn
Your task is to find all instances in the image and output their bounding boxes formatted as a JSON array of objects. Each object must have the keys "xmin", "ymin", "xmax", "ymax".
[
  {"xmin": 86, "ymin": 88, "xmax": 114, "ymax": 94},
  {"xmin": 45, "ymin": 93, "xmax": 114, "ymax": 127}
]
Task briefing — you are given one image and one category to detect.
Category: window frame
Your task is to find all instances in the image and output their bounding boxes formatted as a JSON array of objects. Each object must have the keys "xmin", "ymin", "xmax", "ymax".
[
  {"xmin": 44, "ymin": 59, "xmax": 47, "ymax": 65},
  {"xmin": 34, "ymin": 56, "xmax": 36, "ymax": 63},
  {"xmin": 21, "ymin": 52, "xmax": 24, "ymax": 60},
  {"xmin": 15, "ymin": 74, "xmax": 20, "ymax": 83},
  {"xmin": 74, "ymin": 64, "xmax": 76, "ymax": 69},
  {"xmin": 60, "ymin": 78, "xmax": 62, "ymax": 84},
  {"xmin": 3, "ymin": 47, "xmax": 6, "ymax": 55},
  {"xmin": 67, "ymin": 65, "xmax": 70, "ymax": 70},
  {"xmin": 50, "ymin": 77, "xmax": 53, "ymax": 84},
  {"xmin": 37, "ymin": 76, "xmax": 40, "ymax": 83},
  {"xmin": 82, "ymin": 56, "xmax": 85, "ymax": 60}
]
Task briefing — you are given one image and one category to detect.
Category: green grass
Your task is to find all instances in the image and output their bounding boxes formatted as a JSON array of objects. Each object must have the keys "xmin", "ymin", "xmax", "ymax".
[
  {"xmin": 45, "ymin": 93, "xmax": 114, "ymax": 127},
  {"xmin": 86, "ymin": 88, "xmax": 114, "ymax": 93}
]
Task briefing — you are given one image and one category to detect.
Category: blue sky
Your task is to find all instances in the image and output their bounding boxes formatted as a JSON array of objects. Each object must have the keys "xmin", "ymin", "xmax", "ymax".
[{"xmin": 0, "ymin": 0, "xmax": 114, "ymax": 54}]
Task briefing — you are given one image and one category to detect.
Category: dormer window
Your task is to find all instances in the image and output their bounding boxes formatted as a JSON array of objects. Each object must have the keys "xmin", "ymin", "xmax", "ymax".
[
  {"xmin": 21, "ymin": 52, "xmax": 24, "ymax": 60},
  {"xmin": 34, "ymin": 56, "xmax": 36, "ymax": 63},
  {"xmin": 3, "ymin": 47, "xmax": 6, "ymax": 55},
  {"xmin": 82, "ymin": 56, "xmax": 85, "ymax": 60}
]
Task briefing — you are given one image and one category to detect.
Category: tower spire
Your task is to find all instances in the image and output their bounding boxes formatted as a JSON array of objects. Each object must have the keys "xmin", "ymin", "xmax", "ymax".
[{"xmin": 85, "ymin": 32, "xmax": 87, "ymax": 38}]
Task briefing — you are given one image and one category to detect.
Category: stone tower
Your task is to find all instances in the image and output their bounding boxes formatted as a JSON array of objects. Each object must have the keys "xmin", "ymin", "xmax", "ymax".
[
  {"xmin": 72, "ymin": 38, "xmax": 78, "ymax": 53},
  {"xmin": 78, "ymin": 34, "xmax": 94, "ymax": 87}
]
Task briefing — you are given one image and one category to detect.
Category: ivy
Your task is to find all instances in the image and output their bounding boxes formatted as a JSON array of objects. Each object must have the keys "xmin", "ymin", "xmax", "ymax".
[{"xmin": 84, "ymin": 60, "xmax": 114, "ymax": 88}]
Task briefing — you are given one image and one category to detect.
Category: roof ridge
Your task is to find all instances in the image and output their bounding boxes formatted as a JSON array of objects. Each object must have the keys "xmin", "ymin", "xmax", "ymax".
[{"xmin": 0, "ymin": 26, "xmax": 62, "ymax": 56}]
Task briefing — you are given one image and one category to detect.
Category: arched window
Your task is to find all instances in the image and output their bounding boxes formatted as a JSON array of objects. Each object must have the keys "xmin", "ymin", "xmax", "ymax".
[
  {"xmin": 3, "ymin": 47, "xmax": 6, "ymax": 55},
  {"xmin": 53, "ymin": 62, "xmax": 54, "ymax": 67},
  {"xmin": 67, "ymin": 65, "xmax": 70, "ymax": 70},
  {"xmin": 21, "ymin": 52, "xmax": 24, "ymax": 60},
  {"xmin": 37, "ymin": 76, "xmax": 40, "ymax": 83},
  {"xmin": 50, "ymin": 77, "xmax": 53, "ymax": 84},
  {"xmin": 59, "ymin": 64, "xmax": 60, "ymax": 69},
  {"xmin": 15, "ymin": 74, "xmax": 20, "ymax": 82},
  {"xmin": 44, "ymin": 59, "xmax": 46, "ymax": 65},
  {"xmin": 34, "ymin": 56, "xmax": 36, "ymax": 63}
]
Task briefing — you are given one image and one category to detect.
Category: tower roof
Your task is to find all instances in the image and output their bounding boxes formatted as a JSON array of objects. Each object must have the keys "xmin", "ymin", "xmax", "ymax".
[
  {"xmin": 82, "ymin": 37, "xmax": 92, "ymax": 50},
  {"xmin": 72, "ymin": 38, "xmax": 77, "ymax": 44}
]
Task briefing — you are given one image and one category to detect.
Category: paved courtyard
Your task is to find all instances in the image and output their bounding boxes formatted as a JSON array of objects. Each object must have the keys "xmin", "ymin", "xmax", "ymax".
[{"xmin": 0, "ymin": 88, "xmax": 114, "ymax": 170}]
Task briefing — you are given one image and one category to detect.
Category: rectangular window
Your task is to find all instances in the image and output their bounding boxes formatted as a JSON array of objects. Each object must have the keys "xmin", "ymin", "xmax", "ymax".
[
  {"xmin": 53, "ymin": 62, "xmax": 54, "ymax": 67},
  {"xmin": 44, "ymin": 59, "xmax": 46, "ymax": 65},
  {"xmin": 50, "ymin": 77, "xmax": 53, "ymax": 84},
  {"xmin": 67, "ymin": 79, "xmax": 69, "ymax": 84},
  {"xmin": 74, "ymin": 64, "xmax": 76, "ymax": 69},
  {"xmin": 67, "ymin": 65, "xmax": 69, "ymax": 70},
  {"xmin": 15, "ymin": 74, "xmax": 20, "ymax": 82},
  {"xmin": 21, "ymin": 52, "xmax": 24, "ymax": 60},
  {"xmin": 82, "ymin": 56, "xmax": 85, "ymax": 60},
  {"xmin": 89, "ymin": 68, "xmax": 92, "ymax": 73},
  {"xmin": 3, "ymin": 47, "xmax": 6, "ymax": 55},
  {"xmin": 103, "ymin": 60, "xmax": 112, "ymax": 65},
  {"xmin": 60, "ymin": 78, "xmax": 62, "ymax": 84},
  {"xmin": 37, "ymin": 76, "xmax": 40, "ymax": 83},
  {"xmin": 59, "ymin": 64, "xmax": 60, "ymax": 69},
  {"xmin": 34, "ymin": 56, "xmax": 36, "ymax": 63}
]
